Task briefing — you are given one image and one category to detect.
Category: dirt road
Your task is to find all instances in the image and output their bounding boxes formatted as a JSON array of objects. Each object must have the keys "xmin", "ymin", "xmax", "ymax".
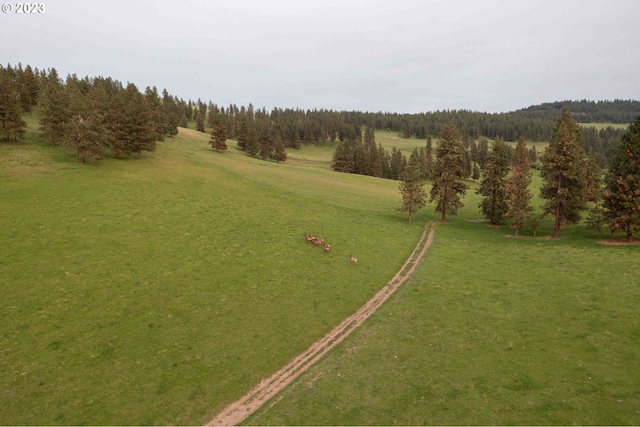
[{"xmin": 206, "ymin": 222, "xmax": 436, "ymax": 426}]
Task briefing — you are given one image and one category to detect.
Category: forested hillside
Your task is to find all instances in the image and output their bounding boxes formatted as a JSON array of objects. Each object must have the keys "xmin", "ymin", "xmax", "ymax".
[
  {"xmin": 1, "ymin": 62, "xmax": 638, "ymax": 168},
  {"xmin": 518, "ymin": 99, "xmax": 640, "ymax": 124}
]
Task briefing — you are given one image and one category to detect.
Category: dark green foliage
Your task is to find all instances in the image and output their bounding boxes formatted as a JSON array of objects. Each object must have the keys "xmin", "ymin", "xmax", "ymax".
[
  {"xmin": 528, "ymin": 145, "xmax": 538, "ymax": 163},
  {"xmin": 196, "ymin": 102, "xmax": 206, "ymax": 132},
  {"xmin": 272, "ymin": 134, "xmax": 287, "ymax": 163},
  {"xmin": 105, "ymin": 83, "xmax": 156, "ymax": 159},
  {"xmin": 504, "ymin": 137, "xmax": 534, "ymax": 235},
  {"xmin": 331, "ymin": 141, "xmax": 354, "ymax": 173},
  {"xmin": 477, "ymin": 137, "xmax": 511, "ymax": 224},
  {"xmin": 540, "ymin": 108, "xmax": 588, "ymax": 238},
  {"xmin": 64, "ymin": 114, "xmax": 105, "ymax": 162},
  {"xmin": 38, "ymin": 71, "xmax": 70, "ymax": 146},
  {"xmin": 425, "ymin": 136, "xmax": 434, "ymax": 178},
  {"xmin": 397, "ymin": 160, "xmax": 427, "ymax": 223},
  {"xmin": 145, "ymin": 87, "xmax": 165, "ymax": 142},
  {"xmin": 209, "ymin": 112, "xmax": 228, "ymax": 153},
  {"xmin": 477, "ymin": 138, "xmax": 489, "ymax": 168},
  {"xmin": 471, "ymin": 162, "xmax": 480, "ymax": 181},
  {"xmin": 17, "ymin": 64, "xmax": 40, "ymax": 113},
  {"xmin": 603, "ymin": 114, "xmax": 640, "ymax": 241},
  {"xmin": 0, "ymin": 70, "xmax": 27, "ymax": 141},
  {"xmin": 430, "ymin": 122, "xmax": 468, "ymax": 222},
  {"xmin": 257, "ymin": 120, "xmax": 274, "ymax": 160}
]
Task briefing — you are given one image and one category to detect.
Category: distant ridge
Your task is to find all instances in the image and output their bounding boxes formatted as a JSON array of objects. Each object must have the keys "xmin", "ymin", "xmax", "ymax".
[{"xmin": 516, "ymin": 99, "xmax": 640, "ymax": 124}]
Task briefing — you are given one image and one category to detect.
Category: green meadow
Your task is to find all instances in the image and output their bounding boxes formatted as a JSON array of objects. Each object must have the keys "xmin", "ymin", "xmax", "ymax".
[
  {"xmin": 580, "ymin": 122, "xmax": 629, "ymax": 131},
  {"xmin": 1, "ymin": 119, "xmax": 639, "ymax": 425}
]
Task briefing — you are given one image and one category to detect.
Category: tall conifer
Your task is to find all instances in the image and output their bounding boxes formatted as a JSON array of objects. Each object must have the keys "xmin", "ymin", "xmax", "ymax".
[
  {"xmin": 430, "ymin": 122, "xmax": 468, "ymax": 222},
  {"xmin": 504, "ymin": 137, "xmax": 534, "ymax": 236},
  {"xmin": 540, "ymin": 108, "xmax": 588, "ymax": 238},
  {"xmin": 603, "ymin": 114, "xmax": 640, "ymax": 241},
  {"xmin": 477, "ymin": 137, "xmax": 510, "ymax": 224}
]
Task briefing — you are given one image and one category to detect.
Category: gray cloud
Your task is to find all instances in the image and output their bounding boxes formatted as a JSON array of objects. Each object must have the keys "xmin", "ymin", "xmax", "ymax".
[{"xmin": 2, "ymin": 0, "xmax": 638, "ymax": 112}]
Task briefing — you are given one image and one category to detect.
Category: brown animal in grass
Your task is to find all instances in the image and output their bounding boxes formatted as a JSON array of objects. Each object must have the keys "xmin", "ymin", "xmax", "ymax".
[
  {"xmin": 350, "ymin": 254, "xmax": 358, "ymax": 264},
  {"xmin": 323, "ymin": 244, "xmax": 330, "ymax": 253}
]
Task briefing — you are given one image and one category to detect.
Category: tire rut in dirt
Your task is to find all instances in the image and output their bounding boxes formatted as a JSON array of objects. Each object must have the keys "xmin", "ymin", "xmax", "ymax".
[{"xmin": 205, "ymin": 222, "xmax": 436, "ymax": 426}]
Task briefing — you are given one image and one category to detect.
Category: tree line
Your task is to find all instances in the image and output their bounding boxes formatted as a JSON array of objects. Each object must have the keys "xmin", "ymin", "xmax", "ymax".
[
  {"xmin": 3, "ymin": 63, "xmax": 637, "ymax": 162},
  {"xmin": 397, "ymin": 109, "xmax": 640, "ymax": 242}
]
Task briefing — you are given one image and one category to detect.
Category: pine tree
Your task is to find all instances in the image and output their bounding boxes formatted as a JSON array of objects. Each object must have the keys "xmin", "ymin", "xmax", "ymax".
[
  {"xmin": 105, "ymin": 90, "xmax": 131, "ymax": 158},
  {"xmin": 529, "ymin": 145, "xmax": 538, "ymax": 164},
  {"xmin": 425, "ymin": 136, "xmax": 434, "ymax": 178},
  {"xmin": 64, "ymin": 114, "xmax": 104, "ymax": 162},
  {"xmin": 397, "ymin": 158, "xmax": 427, "ymax": 223},
  {"xmin": 540, "ymin": 108, "xmax": 588, "ymax": 238},
  {"xmin": 472, "ymin": 162, "xmax": 481, "ymax": 181},
  {"xmin": 477, "ymin": 137, "xmax": 510, "ymax": 225},
  {"xmin": 209, "ymin": 112, "xmax": 228, "ymax": 152},
  {"xmin": 196, "ymin": 102, "xmax": 206, "ymax": 132},
  {"xmin": 145, "ymin": 86, "xmax": 165, "ymax": 141},
  {"xmin": 125, "ymin": 84, "xmax": 156, "ymax": 158},
  {"xmin": 430, "ymin": 122, "xmax": 468, "ymax": 222},
  {"xmin": 504, "ymin": 137, "xmax": 534, "ymax": 236},
  {"xmin": 331, "ymin": 141, "xmax": 354, "ymax": 173},
  {"xmin": 364, "ymin": 126, "xmax": 381, "ymax": 177},
  {"xmin": 477, "ymin": 137, "xmax": 489, "ymax": 169},
  {"xmin": 38, "ymin": 76, "xmax": 69, "ymax": 146},
  {"xmin": 0, "ymin": 71, "xmax": 27, "ymax": 141},
  {"xmin": 272, "ymin": 134, "xmax": 287, "ymax": 163},
  {"xmin": 257, "ymin": 120, "xmax": 274, "ymax": 160},
  {"xmin": 603, "ymin": 114, "xmax": 640, "ymax": 241},
  {"xmin": 17, "ymin": 64, "xmax": 40, "ymax": 113}
]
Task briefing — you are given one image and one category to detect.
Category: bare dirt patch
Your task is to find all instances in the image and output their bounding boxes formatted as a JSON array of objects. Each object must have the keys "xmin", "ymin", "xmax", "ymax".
[{"xmin": 205, "ymin": 222, "xmax": 437, "ymax": 426}]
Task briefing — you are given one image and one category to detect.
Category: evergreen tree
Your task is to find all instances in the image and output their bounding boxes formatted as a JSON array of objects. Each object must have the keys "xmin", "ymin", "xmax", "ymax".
[
  {"xmin": 0, "ymin": 71, "xmax": 27, "ymax": 141},
  {"xmin": 364, "ymin": 126, "xmax": 381, "ymax": 176},
  {"xmin": 18, "ymin": 64, "xmax": 40, "ymax": 113},
  {"xmin": 389, "ymin": 146, "xmax": 406, "ymax": 181},
  {"xmin": 540, "ymin": 108, "xmax": 588, "ymax": 238},
  {"xmin": 105, "ymin": 83, "xmax": 155, "ymax": 159},
  {"xmin": 397, "ymin": 158, "xmax": 427, "ymax": 223},
  {"xmin": 257, "ymin": 120, "xmax": 274, "ymax": 160},
  {"xmin": 477, "ymin": 137, "xmax": 510, "ymax": 225},
  {"xmin": 504, "ymin": 137, "xmax": 534, "ymax": 236},
  {"xmin": 145, "ymin": 86, "xmax": 165, "ymax": 141},
  {"xmin": 209, "ymin": 112, "xmax": 228, "ymax": 152},
  {"xmin": 430, "ymin": 122, "xmax": 468, "ymax": 222},
  {"xmin": 331, "ymin": 141, "xmax": 354, "ymax": 172},
  {"xmin": 603, "ymin": 114, "xmax": 640, "ymax": 241},
  {"xmin": 38, "ymin": 75, "xmax": 70, "ymax": 146},
  {"xmin": 477, "ymin": 137, "xmax": 489, "ymax": 168},
  {"xmin": 472, "ymin": 162, "xmax": 481, "ymax": 181},
  {"xmin": 127, "ymin": 85, "xmax": 156, "ymax": 158},
  {"xmin": 64, "ymin": 114, "xmax": 104, "ymax": 162},
  {"xmin": 272, "ymin": 134, "xmax": 287, "ymax": 163},
  {"xmin": 528, "ymin": 145, "xmax": 538, "ymax": 164},
  {"xmin": 425, "ymin": 136, "xmax": 434, "ymax": 178},
  {"xmin": 196, "ymin": 102, "xmax": 206, "ymax": 132}
]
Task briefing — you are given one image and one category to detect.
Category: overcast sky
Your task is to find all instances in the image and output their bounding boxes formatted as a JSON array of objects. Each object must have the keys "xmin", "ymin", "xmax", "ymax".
[{"xmin": 2, "ymin": 0, "xmax": 639, "ymax": 113}]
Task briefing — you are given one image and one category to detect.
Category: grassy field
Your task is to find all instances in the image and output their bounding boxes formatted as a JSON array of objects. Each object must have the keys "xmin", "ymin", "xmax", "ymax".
[
  {"xmin": 579, "ymin": 122, "xmax": 629, "ymax": 131},
  {"xmin": 1, "ymin": 119, "xmax": 638, "ymax": 425},
  {"xmin": 247, "ymin": 216, "xmax": 640, "ymax": 425},
  {"xmin": 0, "ymin": 119, "xmax": 429, "ymax": 425}
]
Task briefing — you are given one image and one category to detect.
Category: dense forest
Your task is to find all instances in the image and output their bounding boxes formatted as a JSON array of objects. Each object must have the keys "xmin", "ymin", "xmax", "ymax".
[{"xmin": 1, "ymin": 62, "xmax": 638, "ymax": 168}]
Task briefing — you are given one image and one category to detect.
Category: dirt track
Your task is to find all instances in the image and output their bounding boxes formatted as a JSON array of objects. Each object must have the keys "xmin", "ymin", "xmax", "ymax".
[{"xmin": 206, "ymin": 222, "xmax": 436, "ymax": 426}]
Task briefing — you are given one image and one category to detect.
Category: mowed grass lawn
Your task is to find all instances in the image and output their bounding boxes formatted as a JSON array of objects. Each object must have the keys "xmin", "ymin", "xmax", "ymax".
[{"xmin": 0, "ymin": 123, "xmax": 429, "ymax": 425}]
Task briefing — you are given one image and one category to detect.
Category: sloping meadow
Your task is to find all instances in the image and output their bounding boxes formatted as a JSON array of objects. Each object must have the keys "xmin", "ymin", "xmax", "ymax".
[
  {"xmin": 0, "ymin": 129, "xmax": 430, "ymax": 425},
  {"xmin": 246, "ymin": 200, "xmax": 640, "ymax": 425}
]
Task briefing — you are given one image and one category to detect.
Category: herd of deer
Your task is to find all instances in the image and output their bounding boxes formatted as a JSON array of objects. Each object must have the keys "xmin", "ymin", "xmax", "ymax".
[{"xmin": 304, "ymin": 233, "xmax": 357, "ymax": 264}]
